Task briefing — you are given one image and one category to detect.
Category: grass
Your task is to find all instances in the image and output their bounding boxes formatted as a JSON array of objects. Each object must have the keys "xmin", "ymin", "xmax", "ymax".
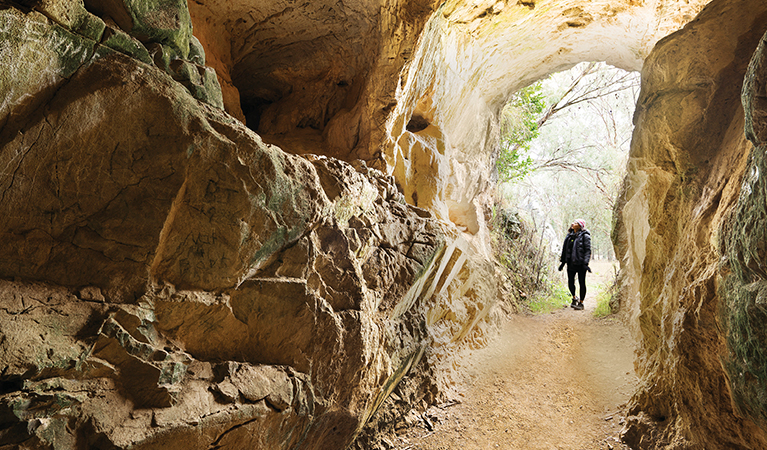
[
  {"xmin": 527, "ymin": 280, "xmax": 617, "ymax": 317},
  {"xmin": 592, "ymin": 283, "xmax": 614, "ymax": 318},
  {"xmin": 529, "ymin": 282, "xmax": 571, "ymax": 314}
]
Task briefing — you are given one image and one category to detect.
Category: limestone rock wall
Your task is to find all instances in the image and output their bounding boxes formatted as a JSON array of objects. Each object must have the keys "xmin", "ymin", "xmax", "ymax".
[
  {"xmin": 0, "ymin": 1, "xmax": 496, "ymax": 448},
  {"xmin": 613, "ymin": 0, "xmax": 767, "ymax": 447},
  {"xmin": 383, "ymin": 0, "xmax": 709, "ymax": 258}
]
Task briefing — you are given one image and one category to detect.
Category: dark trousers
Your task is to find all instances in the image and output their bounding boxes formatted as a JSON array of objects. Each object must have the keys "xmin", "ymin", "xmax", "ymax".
[{"xmin": 567, "ymin": 264, "xmax": 587, "ymax": 301}]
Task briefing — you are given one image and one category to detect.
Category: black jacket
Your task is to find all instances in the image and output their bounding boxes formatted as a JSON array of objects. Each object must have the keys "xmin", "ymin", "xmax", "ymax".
[{"xmin": 560, "ymin": 228, "xmax": 591, "ymax": 266}]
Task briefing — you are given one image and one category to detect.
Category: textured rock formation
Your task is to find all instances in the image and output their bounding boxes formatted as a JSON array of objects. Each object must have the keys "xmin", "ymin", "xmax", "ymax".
[
  {"xmin": 721, "ymin": 28, "xmax": 767, "ymax": 432},
  {"xmin": 7, "ymin": 0, "xmax": 767, "ymax": 448},
  {"xmin": 380, "ymin": 0, "xmax": 710, "ymax": 266},
  {"xmin": 186, "ymin": 0, "xmax": 440, "ymax": 163},
  {"xmin": 0, "ymin": 41, "xmax": 463, "ymax": 446},
  {"xmin": 613, "ymin": 0, "xmax": 767, "ymax": 447},
  {"xmin": 0, "ymin": 1, "xmax": 491, "ymax": 448}
]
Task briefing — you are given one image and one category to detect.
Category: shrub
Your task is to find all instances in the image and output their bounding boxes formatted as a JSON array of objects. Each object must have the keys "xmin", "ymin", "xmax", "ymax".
[{"xmin": 592, "ymin": 284, "xmax": 613, "ymax": 317}]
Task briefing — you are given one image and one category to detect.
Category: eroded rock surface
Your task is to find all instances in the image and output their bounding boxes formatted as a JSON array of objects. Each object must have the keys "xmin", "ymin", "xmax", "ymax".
[
  {"xmin": 383, "ymin": 0, "xmax": 710, "ymax": 238},
  {"xmin": 187, "ymin": 0, "xmax": 439, "ymax": 163},
  {"xmin": 720, "ymin": 25, "xmax": 767, "ymax": 436},
  {"xmin": 0, "ymin": 3, "xmax": 493, "ymax": 448},
  {"xmin": 614, "ymin": 0, "xmax": 767, "ymax": 447},
  {"xmin": 0, "ymin": 49, "xmax": 459, "ymax": 449}
]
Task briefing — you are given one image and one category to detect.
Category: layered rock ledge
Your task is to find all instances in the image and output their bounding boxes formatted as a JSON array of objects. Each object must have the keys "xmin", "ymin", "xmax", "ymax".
[{"xmin": 0, "ymin": 2, "xmax": 493, "ymax": 448}]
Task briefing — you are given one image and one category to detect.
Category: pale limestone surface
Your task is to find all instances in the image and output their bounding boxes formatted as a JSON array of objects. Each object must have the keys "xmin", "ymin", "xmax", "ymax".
[{"xmin": 384, "ymin": 0, "xmax": 711, "ymax": 254}]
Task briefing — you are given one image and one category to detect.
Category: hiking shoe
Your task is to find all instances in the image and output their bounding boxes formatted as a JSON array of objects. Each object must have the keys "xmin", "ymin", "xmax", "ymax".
[
  {"xmin": 570, "ymin": 297, "xmax": 579, "ymax": 308},
  {"xmin": 573, "ymin": 301, "xmax": 584, "ymax": 311}
]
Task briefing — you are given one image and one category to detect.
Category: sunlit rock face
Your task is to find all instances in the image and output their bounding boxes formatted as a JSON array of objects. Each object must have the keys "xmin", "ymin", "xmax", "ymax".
[
  {"xmin": 383, "ymin": 0, "xmax": 708, "ymax": 258},
  {"xmin": 614, "ymin": 0, "xmax": 767, "ymax": 447}
]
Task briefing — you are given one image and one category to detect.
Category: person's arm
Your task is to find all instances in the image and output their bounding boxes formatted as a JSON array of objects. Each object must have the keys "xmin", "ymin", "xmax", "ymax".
[
  {"xmin": 560, "ymin": 236, "xmax": 567, "ymax": 263},
  {"xmin": 583, "ymin": 232, "xmax": 592, "ymax": 264},
  {"xmin": 558, "ymin": 235, "xmax": 568, "ymax": 270}
]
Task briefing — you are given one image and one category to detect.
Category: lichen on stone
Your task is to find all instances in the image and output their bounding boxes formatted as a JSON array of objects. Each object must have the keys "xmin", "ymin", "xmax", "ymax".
[{"xmin": 719, "ymin": 28, "xmax": 767, "ymax": 427}]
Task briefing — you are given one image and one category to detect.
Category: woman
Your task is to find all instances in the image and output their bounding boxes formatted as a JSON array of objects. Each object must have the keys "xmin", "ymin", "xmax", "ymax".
[{"xmin": 558, "ymin": 219, "xmax": 591, "ymax": 310}]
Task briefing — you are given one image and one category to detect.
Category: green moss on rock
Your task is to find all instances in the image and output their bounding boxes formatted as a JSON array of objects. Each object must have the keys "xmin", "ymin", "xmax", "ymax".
[
  {"xmin": 102, "ymin": 25, "xmax": 153, "ymax": 64},
  {"xmin": 0, "ymin": 7, "xmax": 97, "ymax": 127},
  {"xmin": 123, "ymin": 0, "xmax": 193, "ymax": 58},
  {"xmin": 720, "ymin": 143, "xmax": 767, "ymax": 427},
  {"xmin": 168, "ymin": 59, "xmax": 224, "ymax": 108},
  {"xmin": 35, "ymin": 0, "xmax": 106, "ymax": 41},
  {"xmin": 743, "ymin": 30, "xmax": 767, "ymax": 144},
  {"xmin": 196, "ymin": 65, "xmax": 224, "ymax": 108},
  {"xmin": 720, "ymin": 29, "xmax": 767, "ymax": 426},
  {"xmin": 147, "ymin": 42, "xmax": 179, "ymax": 72},
  {"xmin": 0, "ymin": 9, "xmax": 96, "ymax": 79},
  {"xmin": 2, "ymin": 3, "xmax": 222, "ymax": 114},
  {"xmin": 188, "ymin": 35, "xmax": 206, "ymax": 65},
  {"xmin": 71, "ymin": 8, "xmax": 106, "ymax": 41}
]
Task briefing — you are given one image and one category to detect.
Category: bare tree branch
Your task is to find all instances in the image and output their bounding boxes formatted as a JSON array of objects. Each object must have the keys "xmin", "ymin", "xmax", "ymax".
[{"xmin": 502, "ymin": 63, "xmax": 639, "ymax": 162}]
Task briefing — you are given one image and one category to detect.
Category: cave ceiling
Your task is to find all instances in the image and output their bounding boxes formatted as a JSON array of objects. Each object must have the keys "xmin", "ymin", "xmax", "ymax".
[{"xmin": 186, "ymin": 0, "xmax": 714, "ymax": 234}]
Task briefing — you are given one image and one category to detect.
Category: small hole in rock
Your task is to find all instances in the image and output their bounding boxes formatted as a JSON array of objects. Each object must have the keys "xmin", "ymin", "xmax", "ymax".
[
  {"xmin": 0, "ymin": 378, "xmax": 23, "ymax": 395},
  {"xmin": 406, "ymin": 114, "xmax": 430, "ymax": 133}
]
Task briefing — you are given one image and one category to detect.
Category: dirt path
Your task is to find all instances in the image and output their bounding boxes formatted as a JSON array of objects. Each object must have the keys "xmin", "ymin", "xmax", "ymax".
[{"xmin": 393, "ymin": 262, "xmax": 638, "ymax": 449}]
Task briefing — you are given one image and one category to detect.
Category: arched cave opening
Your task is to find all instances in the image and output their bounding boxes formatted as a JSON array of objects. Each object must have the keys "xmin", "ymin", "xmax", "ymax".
[
  {"xmin": 497, "ymin": 61, "xmax": 639, "ymax": 266},
  {"xmin": 441, "ymin": 63, "xmax": 643, "ymax": 449},
  {"xmin": 362, "ymin": 0, "xmax": 767, "ymax": 445}
]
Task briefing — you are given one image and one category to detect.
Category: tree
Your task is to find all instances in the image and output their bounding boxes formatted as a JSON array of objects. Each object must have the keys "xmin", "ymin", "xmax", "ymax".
[
  {"xmin": 500, "ymin": 62, "xmax": 640, "ymax": 260},
  {"xmin": 496, "ymin": 82, "xmax": 545, "ymax": 181}
]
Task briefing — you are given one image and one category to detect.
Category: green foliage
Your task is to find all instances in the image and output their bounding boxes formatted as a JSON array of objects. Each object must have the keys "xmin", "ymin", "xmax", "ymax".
[
  {"xmin": 497, "ymin": 82, "xmax": 545, "ymax": 181},
  {"xmin": 502, "ymin": 82, "xmax": 546, "ymax": 146},
  {"xmin": 592, "ymin": 284, "xmax": 613, "ymax": 318},
  {"xmin": 593, "ymin": 264, "xmax": 621, "ymax": 317},
  {"xmin": 529, "ymin": 282, "xmax": 571, "ymax": 315},
  {"xmin": 492, "ymin": 206, "xmax": 553, "ymax": 309},
  {"xmin": 496, "ymin": 147, "xmax": 533, "ymax": 182}
]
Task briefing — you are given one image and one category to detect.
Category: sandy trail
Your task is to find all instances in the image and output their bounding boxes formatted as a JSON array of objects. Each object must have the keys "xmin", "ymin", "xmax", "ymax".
[{"xmin": 393, "ymin": 261, "xmax": 638, "ymax": 450}]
